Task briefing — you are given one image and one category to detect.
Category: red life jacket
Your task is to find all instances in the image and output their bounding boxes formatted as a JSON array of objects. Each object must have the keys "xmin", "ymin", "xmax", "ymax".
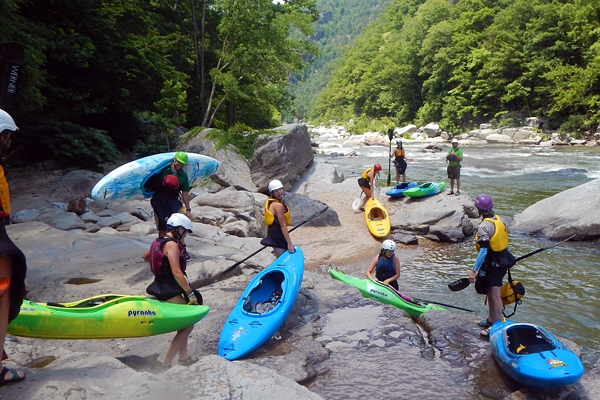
[{"xmin": 148, "ymin": 236, "xmax": 187, "ymax": 276}]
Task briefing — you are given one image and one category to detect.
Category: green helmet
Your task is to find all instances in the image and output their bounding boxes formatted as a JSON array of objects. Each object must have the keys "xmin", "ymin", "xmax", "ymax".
[{"xmin": 174, "ymin": 151, "xmax": 188, "ymax": 165}]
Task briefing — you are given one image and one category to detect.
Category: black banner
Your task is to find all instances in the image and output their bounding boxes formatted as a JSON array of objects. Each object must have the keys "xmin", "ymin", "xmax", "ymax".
[{"xmin": 0, "ymin": 42, "xmax": 24, "ymax": 109}]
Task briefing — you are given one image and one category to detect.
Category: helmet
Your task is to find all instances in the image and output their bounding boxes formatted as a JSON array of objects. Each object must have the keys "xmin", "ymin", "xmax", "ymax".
[
  {"xmin": 396, "ymin": 140, "xmax": 402, "ymax": 146},
  {"xmin": 0, "ymin": 109, "xmax": 18, "ymax": 133},
  {"xmin": 174, "ymin": 151, "xmax": 188, "ymax": 165},
  {"xmin": 382, "ymin": 239, "xmax": 397, "ymax": 251},
  {"xmin": 475, "ymin": 194, "xmax": 493, "ymax": 211},
  {"xmin": 451, "ymin": 138, "xmax": 459, "ymax": 144},
  {"xmin": 373, "ymin": 164, "xmax": 382, "ymax": 172},
  {"xmin": 268, "ymin": 179, "xmax": 284, "ymax": 192},
  {"xmin": 167, "ymin": 213, "xmax": 193, "ymax": 233}
]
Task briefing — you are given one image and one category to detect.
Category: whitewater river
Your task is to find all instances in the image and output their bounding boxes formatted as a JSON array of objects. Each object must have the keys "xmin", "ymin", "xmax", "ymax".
[{"xmin": 308, "ymin": 141, "xmax": 599, "ymax": 399}]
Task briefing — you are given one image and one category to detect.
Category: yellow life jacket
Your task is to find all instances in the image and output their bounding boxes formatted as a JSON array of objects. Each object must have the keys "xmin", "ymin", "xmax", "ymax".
[
  {"xmin": 0, "ymin": 166, "xmax": 10, "ymax": 217},
  {"xmin": 362, "ymin": 168, "xmax": 373, "ymax": 180},
  {"xmin": 264, "ymin": 198, "xmax": 291, "ymax": 226},
  {"xmin": 394, "ymin": 148, "xmax": 405, "ymax": 158},
  {"xmin": 475, "ymin": 215, "xmax": 508, "ymax": 252}
]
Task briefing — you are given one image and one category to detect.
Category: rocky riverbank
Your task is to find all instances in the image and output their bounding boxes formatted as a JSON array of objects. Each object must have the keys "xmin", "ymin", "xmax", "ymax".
[{"xmin": 2, "ymin": 124, "xmax": 599, "ymax": 399}]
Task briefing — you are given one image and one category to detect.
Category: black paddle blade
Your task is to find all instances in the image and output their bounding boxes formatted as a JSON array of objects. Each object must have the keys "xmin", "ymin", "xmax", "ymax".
[{"xmin": 448, "ymin": 278, "xmax": 470, "ymax": 291}]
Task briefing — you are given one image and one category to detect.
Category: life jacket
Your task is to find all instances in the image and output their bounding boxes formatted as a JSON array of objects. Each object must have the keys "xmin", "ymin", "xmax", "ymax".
[
  {"xmin": 394, "ymin": 148, "xmax": 405, "ymax": 159},
  {"xmin": 475, "ymin": 215, "xmax": 508, "ymax": 252},
  {"xmin": 264, "ymin": 198, "xmax": 291, "ymax": 226},
  {"xmin": 149, "ymin": 236, "xmax": 187, "ymax": 276},
  {"xmin": 362, "ymin": 168, "xmax": 374, "ymax": 180},
  {"xmin": 0, "ymin": 166, "xmax": 10, "ymax": 217},
  {"xmin": 375, "ymin": 254, "xmax": 396, "ymax": 280}
]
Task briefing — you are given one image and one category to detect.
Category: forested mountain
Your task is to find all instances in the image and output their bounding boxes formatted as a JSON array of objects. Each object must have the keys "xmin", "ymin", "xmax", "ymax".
[
  {"xmin": 311, "ymin": 0, "xmax": 600, "ymax": 133},
  {"xmin": 0, "ymin": 0, "xmax": 318, "ymax": 169},
  {"xmin": 286, "ymin": 0, "xmax": 390, "ymax": 120}
]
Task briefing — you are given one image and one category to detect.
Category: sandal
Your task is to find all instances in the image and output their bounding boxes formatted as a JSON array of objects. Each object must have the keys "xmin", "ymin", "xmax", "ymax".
[
  {"xmin": 455, "ymin": 191, "xmax": 460, "ymax": 196},
  {"xmin": 480, "ymin": 327, "xmax": 491, "ymax": 338},
  {"xmin": 447, "ymin": 191, "xmax": 454, "ymax": 195},
  {"xmin": 478, "ymin": 318, "xmax": 493, "ymax": 328},
  {"xmin": 178, "ymin": 355, "xmax": 198, "ymax": 366},
  {"xmin": 0, "ymin": 366, "xmax": 25, "ymax": 387}
]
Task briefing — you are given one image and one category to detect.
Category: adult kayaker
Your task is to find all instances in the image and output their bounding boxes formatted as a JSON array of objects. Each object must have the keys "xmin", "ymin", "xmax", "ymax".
[
  {"xmin": 446, "ymin": 138, "xmax": 463, "ymax": 196},
  {"xmin": 468, "ymin": 195, "xmax": 514, "ymax": 337},
  {"xmin": 390, "ymin": 140, "xmax": 413, "ymax": 184},
  {"xmin": 366, "ymin": 240, "xmax": 401, "ymax": 290},
  {"xmin": 0, "ymin": 109, "xmax": 26, "ymax": 387},
  {"xmin": 143, "ymin": 213, "xmax": 200, "ymax": 366},
  {"xmin": 358, "ymin": 164, "xmax": 381, "ymax": 211},
  {"xmin": 260, "ymin": 180, "xmax": 295, "ymax": 257},
  {"xmin": 144, "ymin": 151, "xmax": 192, "ymax": 238}
]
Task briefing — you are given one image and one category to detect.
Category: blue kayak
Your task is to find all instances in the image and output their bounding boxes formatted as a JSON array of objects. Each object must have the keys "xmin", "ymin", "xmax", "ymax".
[
  {"xmin": 403, "ymin": 182, "xmax": 445, "ymax": 197},
  {"xmin": 386, "ymin": 182, "xmax": 418, "ymax": 197},
  {"xmin": 218, "ymin": 247, "xmax": 304, "ymax": 360},
  {"xmin": 489, "ymin": 319, "xmax": 584, "ymax": 388}
]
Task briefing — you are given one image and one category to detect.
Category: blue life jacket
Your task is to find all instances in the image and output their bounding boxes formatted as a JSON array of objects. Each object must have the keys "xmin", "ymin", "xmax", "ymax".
[{"xmin": 376, "ymin": 254, "xmax": 396, "ymax": 280}]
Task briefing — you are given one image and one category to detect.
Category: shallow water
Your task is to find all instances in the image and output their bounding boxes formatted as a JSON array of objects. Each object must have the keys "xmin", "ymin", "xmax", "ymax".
[{"xmin": 309, "ymin": 142, "xmax": 600, "ymax": 398}]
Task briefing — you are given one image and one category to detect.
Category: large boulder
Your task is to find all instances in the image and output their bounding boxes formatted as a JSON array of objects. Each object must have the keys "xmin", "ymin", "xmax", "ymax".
[
  {"xmin": 181, "ymin": 128, "xmax": 257, "ymax": 192},
  {"xmin": 250, "ymin": 124, "xmax": 314, "ymax": 193},
  {"xmin": 511, "ymin": 178, "xmax": 600, "ymax": 240}
]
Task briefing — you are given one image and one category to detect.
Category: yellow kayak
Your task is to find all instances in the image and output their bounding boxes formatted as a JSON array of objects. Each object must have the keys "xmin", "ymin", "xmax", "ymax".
[{"xmin": 365, "ymin": 197, "xmax": 390, "ymax": 238}]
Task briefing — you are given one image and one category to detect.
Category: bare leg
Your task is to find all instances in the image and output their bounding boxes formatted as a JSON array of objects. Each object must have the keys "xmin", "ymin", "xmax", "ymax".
[
  {"xmin": 456, "ymin": 179, "xmax": 460, "ymax": 193},
  {"xmin": 0, "ymin": 256, "xmax": 25, "ymax": 380},
  {"xmin": 162, "ymin": 295, "xmax": 194, "ymax": 365},
  {"xmin": 394, "ymin": 166, "xmax": 400, "ymax": 184},
  {"xmin": 401, "ymin": 173, "xmax": 406, "ymax": 183},
  {"xmin": 487, "ymin": 286, "xmax": 504, "ymax": 323},
  {"xmin": 359, "ymin": 186, "xmax": 372, "ymax": 209},
  {"xmin": 273, "ymin": 247, "xmax": 285, "ymax": 258}
]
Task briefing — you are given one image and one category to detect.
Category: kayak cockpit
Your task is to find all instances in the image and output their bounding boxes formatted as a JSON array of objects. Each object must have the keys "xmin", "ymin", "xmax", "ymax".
[
  {"xmin": 507, "ymin": 325, "xmax": 557, "ymax": 355},
  {"xmin": 242, "ymin": 270, "xmax": 284, "ymax": 315}
]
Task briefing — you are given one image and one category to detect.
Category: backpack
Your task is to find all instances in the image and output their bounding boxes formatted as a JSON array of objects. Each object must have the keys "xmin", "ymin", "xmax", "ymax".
[{"xmin": 501, "ymin": 269, "xmax": 525, "ymax": 317}]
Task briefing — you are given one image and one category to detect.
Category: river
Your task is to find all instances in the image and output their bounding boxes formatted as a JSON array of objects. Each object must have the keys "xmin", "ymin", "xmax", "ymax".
[{"xmin": 307, "ymin": 140, "xmax": 600, "ymax": 399}]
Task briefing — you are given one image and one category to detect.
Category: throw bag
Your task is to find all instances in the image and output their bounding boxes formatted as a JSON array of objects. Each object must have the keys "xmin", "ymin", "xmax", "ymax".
[
  {"xmin": 163, "ymin": 174, "xmax": 179, "ymax": 189},
  {"xmin": 501, "ymin": 280, "xmax": 525, "ymax": 306}
]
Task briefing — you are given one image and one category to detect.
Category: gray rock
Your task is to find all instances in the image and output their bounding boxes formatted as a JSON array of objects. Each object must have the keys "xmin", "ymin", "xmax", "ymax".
[
  {"xmin": 96, "ymin": 216, "xmax": 121, "ymax": 228},
  {"xmin": 511, "ymin": 178, "xmax": 600, "ymax": 240},
  {"xmin": 391, "ymin": 231, "xmax": 419, "ymax": 245},
  {"xmin": 11, "ymin": 209, "xmax": 39, "ymax": 223}
]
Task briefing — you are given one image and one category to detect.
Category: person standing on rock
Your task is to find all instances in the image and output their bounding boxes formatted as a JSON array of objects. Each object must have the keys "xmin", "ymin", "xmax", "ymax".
[
  {"xmin": 143, "ymin": 213, "xmax": 201, "ymax": 366},
  {"xmin": 260, "ymin": 180, "xmax": 295, "ymax": 257},
  {"xmin": 0, "ymin": 109, "xmax": 26, "ymax": 387},
  {"xmin": 366, "ymin": 240, "xmax": 401, "ymax": 290},
  {"xmin": 468, "ymin": 195, "xmax": 514, "ymax": 338},
  {"xmin": 446, "ymin": 138, "xmax": 463, "ymax": 196},
  {"xmin": 144, "ymin": 151, "xmax": 192, "ymax": 238},
  {"xmin": 390, "ymin": 140, "xmax": 413, "ymax": 184},
  {"xmin": 358, "ymin": 164, "xmax": 381, "ymax": 211}
]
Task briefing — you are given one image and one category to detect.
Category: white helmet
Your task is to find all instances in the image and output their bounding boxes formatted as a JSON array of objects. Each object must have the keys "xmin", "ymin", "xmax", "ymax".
[
  {"xmin": 382, "ymin": 239, "xmax": 396, "ymax": 251},
  {"xmin": 268, "ymin": 179, "xmax": 284, "ymax": 192},
  {"xmin": 167, "ymin": 213, "xmax": 193, "ymax": 233},
  {"xmin": 0, "ymin": 109, "xmax": 18, "ymax": 133}
]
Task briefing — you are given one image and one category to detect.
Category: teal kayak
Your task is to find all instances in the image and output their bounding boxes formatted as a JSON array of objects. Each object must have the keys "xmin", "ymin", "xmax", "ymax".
[
  {"xmin": 403, "ymin": 182, "xmax": 446, "ymax": 197},
  {"xmin": 329, "ymin": 269, "xmax": 444, "ymax": 318}
]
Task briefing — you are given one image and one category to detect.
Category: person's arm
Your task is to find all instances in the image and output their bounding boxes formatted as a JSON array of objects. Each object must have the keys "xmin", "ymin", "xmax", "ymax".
[
  {"xmin": 365, "ymin": 255, "xmax": 378, "ymax": 280},
  {"xmin": 272, "ymin": 202, "xmax": 295, "ymax": 254},
  {"xmin": 455, "ymin": 149, "xmax": 463, "ymax": 162},
  {"xmin": 182, "ymin": 191, "xmax": 191, "ymax": 218},
  {"xmin": 164, "ymin": 241, "xmax": 198, "ymax": 304},
  {"xmin": 384, "ymin": 256, "xmax": 401, "ymax": 285},
  {"xmin": 469, "ymin": 246, "xmax": 488, "ymax": 283}
]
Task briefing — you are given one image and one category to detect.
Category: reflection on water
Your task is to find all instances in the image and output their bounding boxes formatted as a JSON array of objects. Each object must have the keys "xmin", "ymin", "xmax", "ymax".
[{"xmin": 310, "ymin": 143, "xmax": 599, "ymax": 397}]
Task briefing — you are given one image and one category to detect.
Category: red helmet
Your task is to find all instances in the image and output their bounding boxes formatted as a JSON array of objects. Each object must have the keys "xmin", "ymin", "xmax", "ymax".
[{"xmin": 374, "ymin": 164, "xmax": 382, "ymax": 172}]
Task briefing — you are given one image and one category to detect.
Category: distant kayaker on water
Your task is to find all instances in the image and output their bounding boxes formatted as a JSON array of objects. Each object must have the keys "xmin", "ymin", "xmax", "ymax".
[
  {"xmin": 260, "ymin": 180, "xmax": 295, "ymax": 257},
  {"xmin": 366, "ymin": 240, "xmax": 401, "ymax": 290},
  {"xmin": 468, "ymin": 195, "xmax": 515, "ymax": 337},
  {"xmin": 0, "ymin": 109, "xmax": 26, "ymax": 387},
  {"xmin": 357, "ymin": 164, "xmax": 381, "ymax": 211},
  {"xmin": 143, "ymin": 213, "xmax": 201, "ymax": 366},
  {"xmin": 390, "ymin": 140, "xmax": 413, "ymax": 184},
  {"xmin": 446, "ymin": 138, "xmax": 463, "ymax": 196}
]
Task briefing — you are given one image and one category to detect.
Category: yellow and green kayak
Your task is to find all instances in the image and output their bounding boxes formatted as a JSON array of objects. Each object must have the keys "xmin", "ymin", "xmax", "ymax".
[
  {"xmin": 329, "ymin": 269, "xmax": 444, "ymax": 318},
  {"xmin": 7, "ymin": 294, "xmax": 209, "ymax": 339}
]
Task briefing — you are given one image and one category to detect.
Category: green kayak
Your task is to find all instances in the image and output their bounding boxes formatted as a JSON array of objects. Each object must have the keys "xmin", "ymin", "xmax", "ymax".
[
  {"xmin": 329, "ymin": 269, "xmax": 445, "ymax": 318},
  {"xmin": 8, "ymin": 294, "xmax": 210, "ymax": 339}
]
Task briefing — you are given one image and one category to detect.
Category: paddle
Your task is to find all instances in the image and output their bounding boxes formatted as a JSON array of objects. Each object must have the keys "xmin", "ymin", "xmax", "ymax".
[
  {"xmin": 351, "ymin": 191, "xmax": 363, "ymax": 211},
  {"xmin": 412, "ymin": 297, "xmax": 474, "ymax": 313},
  {"xmin": 217, "ymin": 206, "xmax": 329, "ymax": 277},
  {"xmin": 387, "ymin": 128, "xmax": 393, "ymax": 186},
  {"xmin": 376, "ymin": 279, "xmax": 475, "ymax": 312},
  {"xmin": 447, "ymin": 235, "xmax": 575, "ymax": 292}
]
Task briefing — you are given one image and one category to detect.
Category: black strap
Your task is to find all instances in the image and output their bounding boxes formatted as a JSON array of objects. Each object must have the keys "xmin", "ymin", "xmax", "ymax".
[{"xmin": 502, "ymin": 269, "xmax": 521, "ymax": 318}]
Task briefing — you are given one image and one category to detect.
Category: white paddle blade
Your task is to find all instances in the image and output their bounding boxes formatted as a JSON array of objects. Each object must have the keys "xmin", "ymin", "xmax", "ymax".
[{"xmin": 351, "ymin": 197, "xmax": 361, "ymax": 211}]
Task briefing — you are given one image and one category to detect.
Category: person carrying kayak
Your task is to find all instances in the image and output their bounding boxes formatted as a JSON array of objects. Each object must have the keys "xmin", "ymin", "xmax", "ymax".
[
  {"xmin": 366, "ymin": 240, "xmax": 401, "ymax": 290},
  {"xmin": 143, "ymin": 213, "xmax": 201, "ymax": 366},
  {"xmin": 468, "ymin": 194, "xmax": 514, "ymax": 337},
  {"xmin": 390, "ymin": 140, "xmax": 413, "ymax": 184},
  {"xmin": 260, "ymin": 180, "xmax": 295, "ymax": 257},
  {"xmin": 145, "ymin": 151, "xmax": 192, "ymax": 238},
  {"xmin": 357, "ymin": 164, "xmax": 381, "ymax": 211},
  {"xmin": 0, "ymin": 109, "xmax": 26, "ymax": 387}
]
